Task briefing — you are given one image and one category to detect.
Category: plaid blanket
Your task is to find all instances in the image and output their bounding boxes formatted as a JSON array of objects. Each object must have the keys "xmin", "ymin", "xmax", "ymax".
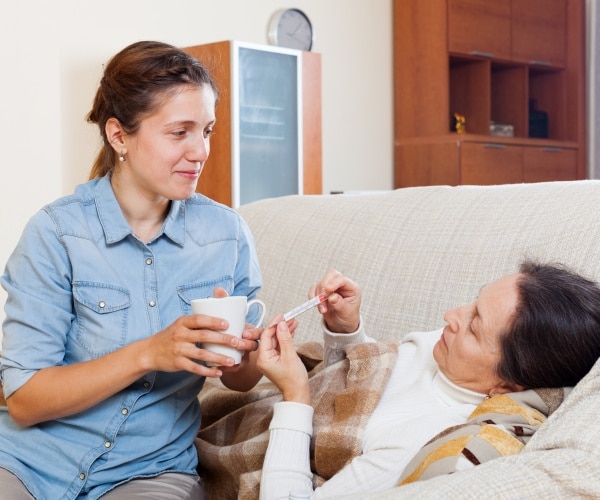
[{"xmin": 195, "ymin": 340, "xmax": 399, "ymax": 499}]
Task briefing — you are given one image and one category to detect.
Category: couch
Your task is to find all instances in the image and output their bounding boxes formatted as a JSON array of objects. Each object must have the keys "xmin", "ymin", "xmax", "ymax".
[{"xmin": 234, "ymin": 180, "xmax": 600, "ymax": 498}]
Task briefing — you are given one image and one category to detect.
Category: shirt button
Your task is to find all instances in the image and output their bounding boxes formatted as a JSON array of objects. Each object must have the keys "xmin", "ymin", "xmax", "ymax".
[
  {"xmin": 143, "ymin": 381, "xmax": 150, "ymax": 388},
  {"xmin": 149, "ymin": 301, "xmax": 156, "ymax": 307},
  {"xmin": 121, "ymin": 408, "xmax": 128, "ymax": 415},
  {"xmin": 105, "ymin": 441, "xmax": 112, "ymax": 448},
  {"xmin": 146, "ymin": 258, "xmax": 152, "ymax": 265},
  {"xmin": 98, "ymin": 301, "xmax": 106, "ymax": 309},
  {"xmin": 79, "ymin": 473, "xmax": 86, "ymax": 480}
]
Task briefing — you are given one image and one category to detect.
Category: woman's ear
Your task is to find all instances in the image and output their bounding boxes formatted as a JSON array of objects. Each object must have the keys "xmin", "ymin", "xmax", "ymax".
[
  {"xmin": 489, "ymin": 380, "xmax": 525, "ymax": 397},
  {"xmin": 105, "ymin": 117, "xmax": 126, "ymax": 154}
]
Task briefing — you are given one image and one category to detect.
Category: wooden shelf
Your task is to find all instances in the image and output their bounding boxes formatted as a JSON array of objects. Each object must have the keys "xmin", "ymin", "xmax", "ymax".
[{"xmin": 393, "ymin": 0, "xmax": 586, "ymax": 187}]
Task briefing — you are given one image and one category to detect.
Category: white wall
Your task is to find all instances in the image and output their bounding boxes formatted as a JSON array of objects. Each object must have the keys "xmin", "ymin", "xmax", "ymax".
[{"xmin": 0, "ymin": 0, "xmax": 393, "ymax": 323}]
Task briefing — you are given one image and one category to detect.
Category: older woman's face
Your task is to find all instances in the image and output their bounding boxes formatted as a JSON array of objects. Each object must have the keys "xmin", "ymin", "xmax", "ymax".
[{"xmin": 433, "ymin": 273, "xmax": 521, "ymax": 396}]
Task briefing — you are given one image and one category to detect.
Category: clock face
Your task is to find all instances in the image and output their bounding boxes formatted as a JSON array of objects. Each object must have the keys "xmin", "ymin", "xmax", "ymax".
[{"xmin": 268, "ymin": 8, "xmax": 313, "ymax": 51}]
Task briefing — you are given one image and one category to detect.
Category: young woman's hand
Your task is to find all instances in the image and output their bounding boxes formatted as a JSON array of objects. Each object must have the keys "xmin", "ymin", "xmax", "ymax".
[
  {"xmin": 310, "ymin": 269, "xmax": 362, "ymax": 333},
  {"xmin": 140, "ymin": 286, "xmax": 261, "ymax": 377}
]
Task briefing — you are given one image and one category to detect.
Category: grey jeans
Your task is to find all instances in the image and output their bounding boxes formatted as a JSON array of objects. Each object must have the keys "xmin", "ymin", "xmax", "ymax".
[{"xmin": 0, "ymin": 468, "xmax": 204, "ymax": 499}]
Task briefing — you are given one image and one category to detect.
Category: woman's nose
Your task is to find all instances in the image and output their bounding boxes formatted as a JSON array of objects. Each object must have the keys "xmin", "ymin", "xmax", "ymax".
[
  {"xmin": 190, "ymin": 137, "xmax": 210, "ymax": 163},
  {"xmin": 444, "ymin": 305, "xmax": 466, "ymax": 333}
]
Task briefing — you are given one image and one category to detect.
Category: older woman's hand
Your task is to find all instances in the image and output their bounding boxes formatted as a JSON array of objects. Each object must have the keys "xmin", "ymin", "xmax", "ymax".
[
  {"xmin": 310, "ymin": 269, "xmax": 362, "ymax": 333},
  {"xmin": 257, "ymin": 319, "xmax": 309, "ymax": 404}
]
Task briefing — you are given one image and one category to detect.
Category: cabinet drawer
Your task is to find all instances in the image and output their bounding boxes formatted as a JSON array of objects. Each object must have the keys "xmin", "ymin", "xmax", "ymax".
[
  {"xmin": 522, "ymin": 146, "xmax": 577, "ymax": 182},
  {"xmin": 448, "ymin": 0, "xmax": 511, "ymax": 60},
  {"xmin": 395, "ymin": 142, "xmax": 460, "ymax": 187},
  {"xmin": 460, "ymin": 142, "xmax": 522, "ymax": 185}
]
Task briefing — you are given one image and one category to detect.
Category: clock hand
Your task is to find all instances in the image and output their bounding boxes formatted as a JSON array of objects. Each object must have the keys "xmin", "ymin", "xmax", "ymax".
[{"xmin": 288, "ymin": 20, "xmax": 303, "ymax": 38}]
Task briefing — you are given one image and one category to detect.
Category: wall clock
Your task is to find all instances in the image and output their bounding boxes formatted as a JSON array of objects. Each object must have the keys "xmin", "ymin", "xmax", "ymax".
[{"xmin": 267, "ymin": 8, "xmax": 314, "ymax": 51}]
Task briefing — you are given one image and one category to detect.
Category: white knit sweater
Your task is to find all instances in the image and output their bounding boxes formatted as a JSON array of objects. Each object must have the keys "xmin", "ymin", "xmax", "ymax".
[{"xmin": 260, "ymin": 326, "xmax": 487, "ymax": 500}]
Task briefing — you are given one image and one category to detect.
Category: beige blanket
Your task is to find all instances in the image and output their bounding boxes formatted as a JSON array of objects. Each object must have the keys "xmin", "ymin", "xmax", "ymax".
[{"xmin": 195, "ymin": 340, "xmax": 399, "ymax": 499}]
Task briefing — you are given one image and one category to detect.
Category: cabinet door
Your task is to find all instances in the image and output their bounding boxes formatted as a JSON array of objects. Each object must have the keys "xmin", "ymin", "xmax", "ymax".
[
  {"xmin": 236, "ymin": 46, "xmax": 301, "ymax": 206},
  {"xmin": 522, "ymin": 146, "xmax": 577, "ymax": 182},
  {"xmin": 460, "ymin": 142, "xmax": 522, "ymax": 185},
  {"xmin": 512, "ymin": 0, "xmax": 566, "ymax": 67},
  {"xmin": 448, "ymin": 0, "xmax": 511, "ymax": 60},
  {"xmin": 395, "ymin": 142, "xmax": 460, "ymax": 187}
]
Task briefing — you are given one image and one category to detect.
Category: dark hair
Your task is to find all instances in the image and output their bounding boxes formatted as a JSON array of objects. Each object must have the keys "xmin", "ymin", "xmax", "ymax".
[
  {"xmin": 86, "ymin": 40, "xmax": 218, "ymax": 179},
  {"xmin": 498, "ymin": 260, "xmax": 600, "ymax": 389}
]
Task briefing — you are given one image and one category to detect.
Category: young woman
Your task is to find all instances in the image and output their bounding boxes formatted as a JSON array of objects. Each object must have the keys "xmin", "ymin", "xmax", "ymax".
[{"xmin": 0, "ymin": 41, "xmax": 263, "ymax": 499}]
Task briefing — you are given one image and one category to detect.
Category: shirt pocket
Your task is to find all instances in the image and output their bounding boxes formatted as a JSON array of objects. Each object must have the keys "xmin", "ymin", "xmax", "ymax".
[
  {"xmin": 73, "ymin": 281, "xmax": 131, "ymax": 357},
  {"xmin": 177, "ymin": 276, "xmax": 234, "ymax": 315}
]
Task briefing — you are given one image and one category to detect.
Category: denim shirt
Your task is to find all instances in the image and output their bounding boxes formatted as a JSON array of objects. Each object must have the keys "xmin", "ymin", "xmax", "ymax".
[{"xmin": 0, "ymin": 176, "xmax": 262, "ymax": 499}]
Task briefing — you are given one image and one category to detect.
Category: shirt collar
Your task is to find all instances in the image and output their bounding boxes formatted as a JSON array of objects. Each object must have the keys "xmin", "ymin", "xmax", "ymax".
[
  {"xmin": 94, "ymin": 175, "xmax": 186, "ymax": 246},
  {"xmin": 433, "ymin": 369, "xmax": 487, "ymax": 406}
]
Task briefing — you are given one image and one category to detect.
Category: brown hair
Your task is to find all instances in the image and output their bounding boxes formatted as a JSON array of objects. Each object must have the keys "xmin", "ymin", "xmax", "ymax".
[
  {"xmin": 499, "ymin": 260, "xmax": 600, "ymax": 389},
  {"xmin": 86, "ymin": 40, "xmax": 218, "ymax": 179}
]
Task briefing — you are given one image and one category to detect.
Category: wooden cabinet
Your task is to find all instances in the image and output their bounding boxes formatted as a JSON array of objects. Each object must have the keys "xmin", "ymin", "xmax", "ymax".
[
  {"xmin": 522, "ymin": 146, "xmax": 577, "ymax": 182},
  {"xmin": 460, "ymin": 142, "xmax": 523, "ymax": 185},
  {"xmin": 512, "ymin": 0, "xmax": 567, "ymax": 67},
  {"xmin": 393, "ymin": 0, "xmax": 586, "ymax": 187},
  {"xmin": 184, "ymin": 41, "xmax": 322, "ymax": 207},
  {"xmin": 394, "ymin": 138, "xmax": 578, "ymax": 187},
  {"xmin": 448, "ymin": 0, "xmax": 511, "ymax": 60},
  {"xmin": 394, "ymin": 141, "xmax": 460, "ymax": 187}
]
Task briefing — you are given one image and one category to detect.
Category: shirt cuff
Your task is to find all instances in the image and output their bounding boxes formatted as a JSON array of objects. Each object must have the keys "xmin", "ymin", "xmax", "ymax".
[
  {"xmin": 269, "ymin": 401, "xmax": 314, "ymax": 436},
  {"xmin": 322, "ymin": 316, "xmax": 367, "ymax": 346}
]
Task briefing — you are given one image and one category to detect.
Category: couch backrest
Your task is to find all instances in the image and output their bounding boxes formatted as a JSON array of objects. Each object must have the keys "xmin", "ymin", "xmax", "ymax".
[{"xmin": 237, "ymin": 181, "xmax": 600, "ymax": 344}]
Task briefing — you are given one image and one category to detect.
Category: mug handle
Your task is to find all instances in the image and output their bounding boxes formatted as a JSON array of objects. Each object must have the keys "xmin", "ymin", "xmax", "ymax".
[{"xmin": 246, "ymin": 299, "xmax": 266, "ymax": 326}]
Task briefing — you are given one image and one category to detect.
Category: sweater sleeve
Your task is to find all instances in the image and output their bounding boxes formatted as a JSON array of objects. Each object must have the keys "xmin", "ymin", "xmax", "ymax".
[
  {"xmin": 260, "ymin": 321, "xmax": 383, "ymax": 499},
  {"xmin": 260, "ymin": 402, "xmax": 314, "ymax": 500}
]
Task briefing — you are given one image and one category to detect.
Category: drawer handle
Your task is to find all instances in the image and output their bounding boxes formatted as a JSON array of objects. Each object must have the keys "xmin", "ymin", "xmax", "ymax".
[
  {"xmin": 483, "ymin": 143, "xmax": 506, "ymax": 149},
  {"xmin": 529, "ymin": 60, "xmax": 552, "ymax": 67},
  {"xmin": 470, "ymin": 50, "xmax": 494, "ymax": 58},
  {"xmin": 542, "ymin": 147, "xmax": 563, "ymax": 153}
]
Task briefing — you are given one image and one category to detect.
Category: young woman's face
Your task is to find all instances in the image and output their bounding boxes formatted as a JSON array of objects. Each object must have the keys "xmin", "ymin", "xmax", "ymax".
[
  {"xmin": 120, "ymin": 84, "xmax": 216, "ymax": 201},
  {"xmin": 432, "ymin": 273, "xmax": 521, "ymax": 395}
]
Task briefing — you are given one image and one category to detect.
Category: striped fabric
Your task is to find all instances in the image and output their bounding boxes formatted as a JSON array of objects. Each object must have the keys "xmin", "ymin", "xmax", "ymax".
[{"xmin": 398, "ymin": 388, "xmax": 569, "ymax": 485}]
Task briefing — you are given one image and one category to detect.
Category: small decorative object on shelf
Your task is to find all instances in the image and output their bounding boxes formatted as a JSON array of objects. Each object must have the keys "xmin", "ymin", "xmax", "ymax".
[
  {"xmin": 529, "ymin": 100, "xmax": 549, "ymax": 138},
  {"xmin": 452, "ymin": 113, "xmax": 466, "ymax": 134},
  {"xmin": 490, "ymin": 121, "xmax": 514, "ymax": 137}
]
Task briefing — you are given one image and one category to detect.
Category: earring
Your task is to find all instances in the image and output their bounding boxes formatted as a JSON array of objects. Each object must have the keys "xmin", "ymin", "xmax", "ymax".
[{"xmin": 119, "ymin": 151, "xmax": 126, "ymax": 162}]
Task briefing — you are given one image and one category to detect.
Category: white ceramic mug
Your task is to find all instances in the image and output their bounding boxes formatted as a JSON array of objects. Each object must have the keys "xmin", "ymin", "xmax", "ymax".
[{"xmin": 191, "ymin": 296, "xmax": 266, "ymax": 366}]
